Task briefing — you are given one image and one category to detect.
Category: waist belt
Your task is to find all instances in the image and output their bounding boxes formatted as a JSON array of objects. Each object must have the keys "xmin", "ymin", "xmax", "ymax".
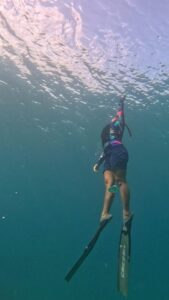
[{"xmin": 104, "ymin": 140, "xmax": 122, "ymax": 149}]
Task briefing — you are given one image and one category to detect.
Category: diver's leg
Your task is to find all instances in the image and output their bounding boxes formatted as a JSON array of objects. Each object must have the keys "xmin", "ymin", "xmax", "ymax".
[
  {"xmin": 100, "ymin": 170, "xmax": 115, "ymax": 222},
  {"xmin": 115, "ymin": 169, "xmax": 131, "ymax": 220}
]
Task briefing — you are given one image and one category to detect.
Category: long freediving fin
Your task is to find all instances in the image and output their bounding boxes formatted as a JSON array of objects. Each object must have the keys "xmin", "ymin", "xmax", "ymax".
[
  {"xmin": 117, "ymin": 215, "xmax": 133, "ymax": 296},
  {"xmin": 65, "ymin": 218, "xmax": 111, "ymax": 282}
]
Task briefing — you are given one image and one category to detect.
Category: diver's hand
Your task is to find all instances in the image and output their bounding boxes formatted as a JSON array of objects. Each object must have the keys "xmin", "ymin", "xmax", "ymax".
[
  {"xmin": 120, "ymin": 95, "xmax": 126, "ymax": 102},
  {"xmin": 93, "ymin": 164, "xmax": 99, "ymax": 173}
]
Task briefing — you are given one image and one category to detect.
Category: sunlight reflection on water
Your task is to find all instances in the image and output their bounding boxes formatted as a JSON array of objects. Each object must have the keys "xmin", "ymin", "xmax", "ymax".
[{"xmin": 0, "ymin": 0, "xmax": 169, "ymax": 108}]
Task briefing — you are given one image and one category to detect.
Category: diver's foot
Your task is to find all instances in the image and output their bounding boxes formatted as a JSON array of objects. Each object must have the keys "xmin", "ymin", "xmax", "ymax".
[
  {"xmin": 100, "ymin": 213, "xmax": 112, "ymax": 225},
  {"xmin": 122, "ymin": 212, "xmax": 134, "ymax": 232}
]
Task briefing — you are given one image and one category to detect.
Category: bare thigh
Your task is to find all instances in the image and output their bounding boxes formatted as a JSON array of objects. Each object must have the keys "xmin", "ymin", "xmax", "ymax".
[
  {"xmin": 103, "ymin": 170, "xmax": 116, "ymax": 187},
  {"xmin": 114, "ymin": 169, "xmax": 127, "ymax": 185}
]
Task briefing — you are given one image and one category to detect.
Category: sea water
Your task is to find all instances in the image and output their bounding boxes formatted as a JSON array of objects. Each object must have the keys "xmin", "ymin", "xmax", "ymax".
[{"xmin": 0, "ymin": 1, "xmax": 169, "ymax": 299}]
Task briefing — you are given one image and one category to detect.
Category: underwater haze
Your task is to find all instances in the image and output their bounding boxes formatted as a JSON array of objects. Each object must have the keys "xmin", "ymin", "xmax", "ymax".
[{"xmin": 0, "ymin": 0, "xmax": 169, "ymax": 299}]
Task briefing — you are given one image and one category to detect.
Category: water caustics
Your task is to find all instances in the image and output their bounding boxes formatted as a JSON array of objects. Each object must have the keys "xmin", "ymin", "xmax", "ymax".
[{"xmin": 0, "ymin": 0, "xmax": 169, "ymax": 109}]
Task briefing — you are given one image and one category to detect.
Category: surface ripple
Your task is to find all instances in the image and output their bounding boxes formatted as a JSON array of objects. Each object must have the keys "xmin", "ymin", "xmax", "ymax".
[{"xmin": 0, "ymin": 0, "xmax": 169, "ymax": 110}]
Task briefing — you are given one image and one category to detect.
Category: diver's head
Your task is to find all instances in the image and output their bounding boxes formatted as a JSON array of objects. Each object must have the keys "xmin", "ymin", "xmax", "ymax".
[{"xmin": 101, "ymin": 124, "xmax": 110, "ymax": 146}]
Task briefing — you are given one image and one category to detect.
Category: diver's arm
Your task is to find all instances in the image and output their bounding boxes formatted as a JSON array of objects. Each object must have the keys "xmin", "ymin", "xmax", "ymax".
[
  {"xmin": 118, "ymin": 95, "xmax": 125, "ymax": 129},
  {"xmin": 93, "ymin": 152, "xmax": 105, "ymax": 172},
  {"xmin": 118, "ymin": 95, "xmax": 125, "ymax": 113},
  {"xmin": 111, "ymin": 95, "xmax": 125, "ymax": 123},
  {"xmin": 110, "ymin": 95, "xmax": 125, "ymax": 138}
]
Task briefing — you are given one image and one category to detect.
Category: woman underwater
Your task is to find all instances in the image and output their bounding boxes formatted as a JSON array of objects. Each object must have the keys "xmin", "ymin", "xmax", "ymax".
[{"xmin": 93, "ymin": 96, "xmax": 133, "ymax": 230}]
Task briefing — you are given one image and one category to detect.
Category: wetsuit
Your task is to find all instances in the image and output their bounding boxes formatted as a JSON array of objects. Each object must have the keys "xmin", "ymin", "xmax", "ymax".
[{"xmin": 96, "ymin": 100, "xmax": 129, "ymax": 172}]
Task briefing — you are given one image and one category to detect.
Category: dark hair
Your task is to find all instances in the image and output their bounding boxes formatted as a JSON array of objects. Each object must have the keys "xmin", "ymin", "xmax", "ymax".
[{"xmin": 101, "ymin": 124, "xmax": 110, "ymax": 146}]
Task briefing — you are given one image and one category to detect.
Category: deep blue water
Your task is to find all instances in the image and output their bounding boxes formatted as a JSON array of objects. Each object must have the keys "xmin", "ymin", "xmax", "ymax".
[{"xmin": 0, "ymin": 0, "xmax": 169, "ymax": 299}]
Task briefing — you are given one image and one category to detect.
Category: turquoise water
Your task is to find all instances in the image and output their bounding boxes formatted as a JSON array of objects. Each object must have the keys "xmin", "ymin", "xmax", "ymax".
[{"xmin": 0, "ymin": 0, "xmax": 169, "ymax": 299}]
